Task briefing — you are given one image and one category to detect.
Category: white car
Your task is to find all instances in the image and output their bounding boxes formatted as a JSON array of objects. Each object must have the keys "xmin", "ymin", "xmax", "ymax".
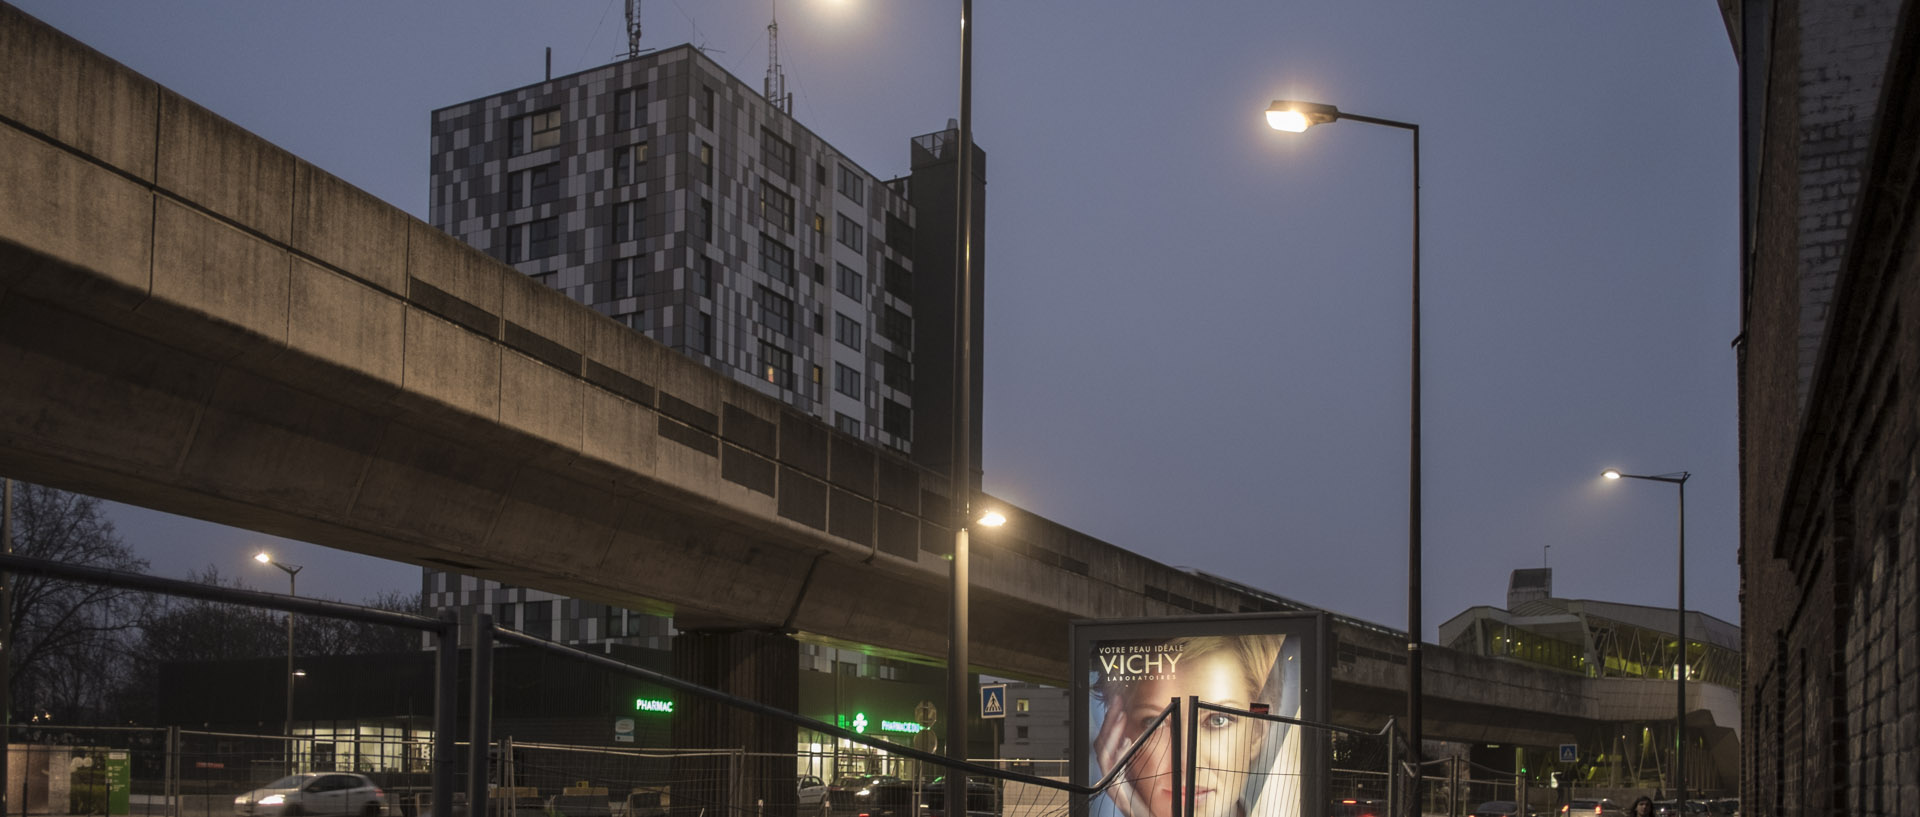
[{"xmin": 236, "ymin": 773, "xmax": 388, "ymax": 817}]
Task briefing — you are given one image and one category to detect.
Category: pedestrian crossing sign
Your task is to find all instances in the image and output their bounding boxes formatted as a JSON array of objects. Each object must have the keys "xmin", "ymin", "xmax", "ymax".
[{"xmin": 980, "ymin": 683, "xmax": 1007, "ymax": 719}]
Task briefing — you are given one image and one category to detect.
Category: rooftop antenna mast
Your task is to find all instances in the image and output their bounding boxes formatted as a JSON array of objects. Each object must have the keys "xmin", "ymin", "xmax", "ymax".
[
  {"xmin": 625, "ymin": 0, "xmax": 643, "ymax": 58},
  {"xmin": 765, "ymin": 0, "xmax": 791, "ymax": 113}
]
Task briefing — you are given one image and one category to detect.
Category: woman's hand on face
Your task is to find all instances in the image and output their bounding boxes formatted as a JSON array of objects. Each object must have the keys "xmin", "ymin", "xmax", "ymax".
[{"xmin": 1094, "ymin": 703, "xmax": 1149, "ymax": 817}]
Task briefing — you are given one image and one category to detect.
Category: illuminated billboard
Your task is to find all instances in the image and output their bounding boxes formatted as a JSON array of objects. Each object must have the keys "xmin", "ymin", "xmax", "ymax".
[{"xmin": 1072, "ymin": 613, "xmax": 1328, "ymax": 817}]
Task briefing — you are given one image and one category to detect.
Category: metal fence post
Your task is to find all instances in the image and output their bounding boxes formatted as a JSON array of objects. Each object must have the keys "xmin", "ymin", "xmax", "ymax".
[
  {"xmin": 467, "ymin": 613, "xmax": 493, "ymax": 817},
  {"xmin": 1180, "ymin": 698, "xmax": 1197, "ymax": 817},
  {"xmin": 433, "ymin": 612, "xmax": 458, "ymax": 817},
  {"xmin": 166, "ymin": 726, "xmax": 180, "ymax": 817}
]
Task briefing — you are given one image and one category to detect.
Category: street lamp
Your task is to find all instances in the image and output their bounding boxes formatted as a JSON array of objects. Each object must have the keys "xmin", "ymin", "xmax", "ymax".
[
  {"xmin": 254, "ymin": 551, "xmax": 303, "ymax": 747},
  {"xmin": 1265, "ymin": 98, "xmax": 1423, "ymax": 817},
  {"xmin": 949, "ymin": 0, "xmax": 979, "ymax": 798},
  {"xmin": 1600, "ymin": 468, "xmax": 1690, "ymax": 801}
]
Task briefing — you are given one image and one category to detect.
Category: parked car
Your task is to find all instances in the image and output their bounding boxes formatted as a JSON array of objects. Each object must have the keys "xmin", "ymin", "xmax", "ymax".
[
  {"xmin": 798, "ymin": 776, "xmax": 828, "ymax": 813},
  {"xmin": 1329, "ymin": 798, "xmax": 1385, "ymax": 817},
  {"xmin": 811, "ymin": 776, "xmax": 903, "ymax": 817},
  {"xmin": 1561, "ymin": 799, "xmax": 1624, "ymax": 817},
  {"xmin": 838, "ymin": 779, "xmax": 994, "ymax": 817},
  {"xmin": 235, "ymin": 773, "xmax": 388, "ymax": 817},
  {"xmin": 1470, "ymin": 800, "xmax": 1536, "ymax": 817}
]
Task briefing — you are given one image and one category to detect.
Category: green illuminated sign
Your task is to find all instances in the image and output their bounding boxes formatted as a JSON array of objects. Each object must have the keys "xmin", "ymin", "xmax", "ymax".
[
  {"xmin": 880, "ymin": 720, "xmax": 923, "ymax": 734},
  {"xmin": 635, "ymin": 698, "xmax": 674, "ymax": 714},
  {"xmin": 833, "ymin": 713, "xmax": 922, "ymax": 735}
]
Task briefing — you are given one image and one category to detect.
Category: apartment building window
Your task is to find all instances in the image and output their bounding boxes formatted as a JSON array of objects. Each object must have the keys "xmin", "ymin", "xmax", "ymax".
[
  {"xmin": 700, "ymin": 141, "xmax": 714, "ymax": 185},
  {"xmin": 614, "ymin": 142, "xmax": 649, "ymax": 186},
  {"xmin": 494, "ymin": 602, "xmax": 518, "ymax": 629},
  {"xmin": 882, "ymin": 350, "xmax": 910, "ymax": 391},
  {"xmin": 761, "ymin": 128, "xmax": 795, "ymax": 180},
  {"xmin": 879, "ymin": 305, "xmax": 912, "ymax": 349},
  {"xmin": 510, "ymin": 163, "xmax": 560, "ymax": 208},
  {"xmin": 884, "ymin": 259, "xmax": 913, "ymax": 297},
  {"xmin": 809, "ymin": 364, "xmax": 823, "ymax": 401},
  {"xmin": 1015, "ymin": 698, "xmax": 1031, "ymax": 713},
  {"xmin": 510, "ymin": 108, "xmax": 563, "ymax": 155},
  {"xmin": 760, "ymin": 234, "xmax": 795, "ymax": 283},
  {"xmin": 816, "ymin": 162, "xmax": 827, "ymax": 186},
  {"xmin": 886, "ymin": 213, "xmax": 914, "ymax": 255},
  {"xmin": 507, "ymin": 217, "xmax": 560, "ymax": 262},
  {"xmin": 837, "ymin": 164, "xmax": 864, "ymax": 204},
  {"xmin": 836, "ymin": 213, "xmax": 864, "ymax": 252},
  {"xmin": 761, "ymin": 182, "xmax": 795, "ymax": 233},
  {"xmin": 757, "ymin": 286, "xmax": 794, "ymax": 336},
  {"xmin": 759, "ymin": 341, "xmax": 793, "ymax": 389},
  {"xmin": 834, "ymin": 363, "xmax": 863, "ymax": 399},
  {"xmin": 836, "ymin": 263, "xmax": 863, "ymax": 301},
  {"xmin": 691, "ymin": 311, "xmax": 713, "ymax": 354},
  {"xmin": 701, "ymin": 87, "xmax": 715, "ymax": 129},
  {"xmin": 612, "ymin": 200, "xmax": 645, "ymax": 244},
  {"xmin": 834, "ymin": 313, "xmax": 862, "ymax": 350},
  {"xmin": 883, "ymin": 399, "xmax": 911, "ymax": 438},
  {"xmin": 835, "ymin": 412, "xmax": 860, "ymax": 436},
  {"xmin": 1015, "ymin": 726, "xmax": 1029, "ymax": 740},
  {"xmin": 695, "ymin": 199, "xmax": 713, "ymax": 243},
  {"xmin": 614, "ymin": 86, "xmax": 648, "ymax": 131},
  {"xmin": 612, "ymin": 256, "xmax": 643, "ymax": 299},
  {"xmin": 695, "ymin": 257, "xmax": 716, "ymax": 298},
  {"xmin": 523, "ymin": 600, "xmax": 553, "ymax": 638}
]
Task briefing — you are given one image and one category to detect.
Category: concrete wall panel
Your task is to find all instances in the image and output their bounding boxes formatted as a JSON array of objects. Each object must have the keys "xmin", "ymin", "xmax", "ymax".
[
  {"xmin": 156, "ymin": 92, "xmax": 293, "ymax": 244},
  {"xmin": 407, "ymin": 221, "xmax": 504, "ymax": 320},
  {"xmin": 348, "ymin": 423, "xmax": 514, "ymax": 550},
  {"xmin": 284, "ymin": 257, "xmax": 405, "ymax": 396},
  {"xmin": 0, "ymin": 4, "xmax": 157, "ymax": 181},
  {"xmin": 146, "ymin": 198, "xmax": 292, "ymax": 364},
  {"xmin": 0, "ymin": 125, "xmax": 153, "ymax": 308},
  {"xmin": 178, "ymin": 367, "xmax": 385, "ymax": 518},
  {"xmin": 577, "ymin": 385, "xmax": 659, "ymax": 481},
  {"xmin": 399, "ymin": 308, "xmax": 501, "ymax": 424},
  {"xmin": 291, "ymin": 160, "xmax": 408, "ymax": 295},
  {"xmin": 499, "ymin": 350, "xmax": 584, "ymax": 455}
]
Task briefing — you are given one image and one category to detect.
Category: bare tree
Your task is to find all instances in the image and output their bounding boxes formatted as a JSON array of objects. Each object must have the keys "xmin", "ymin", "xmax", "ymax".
[{"xmin": 4, "ymin": 483, "xmax": 153, "ymax": 723}]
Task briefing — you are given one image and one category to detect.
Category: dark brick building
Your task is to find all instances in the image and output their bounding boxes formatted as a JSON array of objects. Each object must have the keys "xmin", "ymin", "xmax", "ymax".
[{"xmin": 1726, "ymin": 0, "xmax": 1919, "ymax": 814}]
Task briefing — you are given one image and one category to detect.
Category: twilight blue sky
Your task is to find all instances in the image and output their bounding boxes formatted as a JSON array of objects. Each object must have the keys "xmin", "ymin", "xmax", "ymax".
[{"xmin": 13, "ymin": 1, "xmax": 1741, "ymax": 636}]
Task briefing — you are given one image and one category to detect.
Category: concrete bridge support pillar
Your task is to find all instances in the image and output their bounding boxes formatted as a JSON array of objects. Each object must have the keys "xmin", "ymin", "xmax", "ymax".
[{"xmin": 670, "ymin": 629, "xmax": 800, "ymax": 817}]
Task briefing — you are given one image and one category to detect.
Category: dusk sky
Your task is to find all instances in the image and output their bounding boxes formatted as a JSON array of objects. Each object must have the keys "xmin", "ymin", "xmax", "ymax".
[{"xmin": 12, "ymin": 1, "xmax": 1741, "ymax": 637}]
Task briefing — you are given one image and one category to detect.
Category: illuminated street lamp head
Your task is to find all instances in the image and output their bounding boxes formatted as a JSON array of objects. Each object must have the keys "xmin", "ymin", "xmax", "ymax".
[
  {"xmin": 1266, "ymin": 100, "xmax": 1341, "ymax": 132},
  {"xmin": 1602, "ymin": 469, "xmax": 1623, "ymax": 480},
  {"xmin": 978, "ymin": 510, "xmax": 1007, "ymax": 528},
  {"xmin": 254, "ymin": 551, "xmax": 272, "ymax": 564}
]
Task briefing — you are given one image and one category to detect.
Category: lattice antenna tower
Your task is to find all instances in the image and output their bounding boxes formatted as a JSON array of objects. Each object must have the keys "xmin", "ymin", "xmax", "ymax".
[
  {"xmin": 625, "ymin": 0, "xmax": 643, "ymax": 58},
  {"xmin": 765, "ymin": 1, "xmax": 791, "ymax": 114}
]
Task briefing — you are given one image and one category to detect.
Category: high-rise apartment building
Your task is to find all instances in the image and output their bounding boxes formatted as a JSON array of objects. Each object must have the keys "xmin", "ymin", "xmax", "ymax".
[
  {"xmin": 423, "ymin": 44, "xmax": 985, "ymax": 656},
  {"xmin": 429, "ymin": 44, "xmax": 978, "ymax": 455}
]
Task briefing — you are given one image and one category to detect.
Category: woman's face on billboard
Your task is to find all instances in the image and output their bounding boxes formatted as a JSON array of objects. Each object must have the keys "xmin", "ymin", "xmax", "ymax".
[{"xmin": 1114, "ymin": 649, "xmax": 1269, "ymax": 817}]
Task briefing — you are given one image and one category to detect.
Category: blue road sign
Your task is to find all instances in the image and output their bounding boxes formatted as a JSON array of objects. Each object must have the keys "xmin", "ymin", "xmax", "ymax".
[
  {"xmin": 980, "ymin": 683, "xmax": 1007, "ymax": 719},
  {"xmin": 1558, "ymin": 744, "xmax": 1577, "ymax": 763}
]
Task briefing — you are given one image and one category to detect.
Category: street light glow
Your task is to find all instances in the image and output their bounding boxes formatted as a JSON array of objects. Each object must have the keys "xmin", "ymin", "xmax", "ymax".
[
  {"xmin": 978, "ymin": 511, "xmax": 1006, "ymax": 527},
  {"xmin": 254, "ymin": 551, "xmax": 272, "ymax": 563},
  {"xmin": 1602, "ymin": 469, "xmax": 1622, "ymax": 480},
  {"xmin": 1265, "ymin": 100, "xmax": 1341, "ymax": 132}
]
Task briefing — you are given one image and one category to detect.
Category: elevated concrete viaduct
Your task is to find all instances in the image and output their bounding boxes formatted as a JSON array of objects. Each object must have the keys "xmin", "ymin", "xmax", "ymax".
[{"xmin": 0, "ymin": 4, "xmax": 1700, "ymax": 759}]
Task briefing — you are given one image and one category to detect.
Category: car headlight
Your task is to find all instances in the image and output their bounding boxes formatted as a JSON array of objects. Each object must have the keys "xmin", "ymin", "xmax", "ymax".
[{"xmin": 259, "ymin": 795, "xmax": 286, "ymax": 806}]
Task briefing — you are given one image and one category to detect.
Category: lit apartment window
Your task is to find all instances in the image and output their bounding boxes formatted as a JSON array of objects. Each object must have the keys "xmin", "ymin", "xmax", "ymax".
[
  {"xmin": 761, "ymin": 182, "xmax": 795, "ymax": 233},
  {"xmin": 700, "ymin": 141, "xmax": 714, "ymax": 185},
  {"xmin": 511, "ymin": 108, "xmax": 563, "ymax": 155},
  {"xmin": 759, "ymin": 341, "xmax": 793, "ymax": 389}
]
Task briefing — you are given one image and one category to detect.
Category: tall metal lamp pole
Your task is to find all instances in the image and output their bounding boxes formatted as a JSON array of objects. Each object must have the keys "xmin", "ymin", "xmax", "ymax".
[
  {"xmin": 1602, "ymin": 469, "xmax": 1689, "ymax": 801},
  {"xmin": 1266, "ymin": 99, "xmax": 1423, "ymax": 817},
  {"xmin": 254, "ymin": 552, "xmax": 303, "ymax": 747}
]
